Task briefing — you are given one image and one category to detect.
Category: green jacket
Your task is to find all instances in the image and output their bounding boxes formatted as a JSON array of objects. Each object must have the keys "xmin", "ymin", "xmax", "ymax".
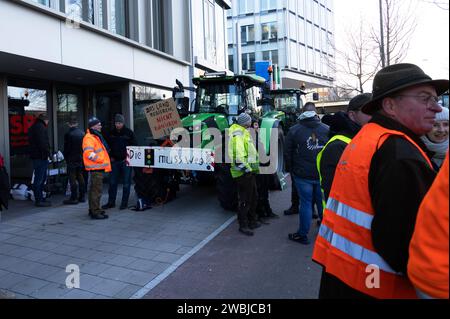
[{"xmin": 228, "ymin": 124, "xmax": 259, "ymax": 178}]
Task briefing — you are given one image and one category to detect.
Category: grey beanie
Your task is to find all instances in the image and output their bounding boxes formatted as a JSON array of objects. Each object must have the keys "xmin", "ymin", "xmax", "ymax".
[
  {"xmin": 237, "ymin": 113, "xmax": 252, "ymax": 127},
  {"xmin": 115, "ymin": 114, "xmax": 125, "ymax": 124}
]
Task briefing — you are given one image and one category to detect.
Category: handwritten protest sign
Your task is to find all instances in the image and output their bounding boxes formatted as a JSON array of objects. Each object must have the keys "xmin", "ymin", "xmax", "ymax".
[{"xmin": 144, "ymin": 98, "xmax": 182, "ymax": 140}]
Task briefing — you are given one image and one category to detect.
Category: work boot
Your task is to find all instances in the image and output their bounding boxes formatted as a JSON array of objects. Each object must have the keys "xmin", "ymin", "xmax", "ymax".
[
  {"xmin": 119, "ymin": 202, "xmax": 128, "ymax": 210},
  {"xmin": 90, "ymin": 213, "xmax": 109, "ymax": 220},
  {"xmin": 284, "ymin": 206, "xmax": 298, "ymax": 215},
  {"xmin": 63, "ymin": 199, "xmax": 79, "ymax": 205},
  {"xmin": 266, "ymin": 211, "xmax": 280, "ymax": 219},
  {"xmin": 101, "ymin": 202, "xmax": 115, "ymax": 210},
  {"xmin": 258, "ymin": 217, "xmax": 270, "ymax": 225},
  {"xmin": 249, "ymin": 221, "xmax": 261, "ymax": 230},
  {"xmin": 239, "ymin": 227, "xmax": 254, "ymax": 236}
]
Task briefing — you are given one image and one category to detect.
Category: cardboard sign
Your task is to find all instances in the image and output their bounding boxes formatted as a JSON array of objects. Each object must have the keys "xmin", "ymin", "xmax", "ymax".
[{"xmin": 144, "ymin": 98, "xmax": 182, "ymax": 140}]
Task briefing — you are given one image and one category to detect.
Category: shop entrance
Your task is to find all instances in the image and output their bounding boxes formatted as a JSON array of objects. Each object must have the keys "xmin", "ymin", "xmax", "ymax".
[{"xmin": 7, "ymin": 84, "xmax": 51, "ymax": 184}]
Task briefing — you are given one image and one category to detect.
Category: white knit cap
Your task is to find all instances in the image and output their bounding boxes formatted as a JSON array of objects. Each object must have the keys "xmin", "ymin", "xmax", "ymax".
[
  {"xmin": 436, "ymin": 107, "xmax": 449, "ymax": 122},
  {"xmin": 237, "ymin": 113, "xmax": 252, "ymax": 127}
]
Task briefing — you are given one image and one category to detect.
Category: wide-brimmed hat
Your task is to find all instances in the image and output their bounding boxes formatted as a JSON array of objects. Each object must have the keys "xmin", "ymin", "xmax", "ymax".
[{"xmin": 361, "ymin": 63, "xmax": 449, "ymax": 115}]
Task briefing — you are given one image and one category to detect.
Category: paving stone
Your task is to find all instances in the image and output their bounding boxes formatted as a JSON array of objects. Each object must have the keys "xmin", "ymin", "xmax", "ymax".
[
  {"xmin": 62, "ymin": 289, "xmax": 97, "ymax": 299},
  {"xmin": 113, "ymin": 284, "xmax": 141, "ymax": 299},
  {"xmin": 80, "ymin": 262, "xmax": 112, "ymax": 276},
  {"xmin": 0, "ymin": 273, "xmax": 29, "ymax": 289},
  {"xmin": 22, "ymin": 250, "xmax": 54, "ymax": 262},
  {"xmin": 152, "ymin": 252, "xmax": 182, "ymax": 264},
  {"xmin": 106, "ymin": 255, "xmax": 137, "ymax": 267},
  {"xmin": 97, "ymin": 266, "xmax": 132, "ymax": 281},
  {"xmin": 127, "ymin": 259, "xmax": 158, "ymax": 272},
  {"xmin": 10, "ymin": 277, "xmax": 50, "ymax": 296},
  {"xmin": 30, "ymin": 282, "xmax": 69, "ymax": 299},
  {"xmin": 118, "ymin": 270, "xmax": 157, "ymax": 286},
  {"xmin": 83, "ymin": 278, "xmax": 127, "ymax": 297}
]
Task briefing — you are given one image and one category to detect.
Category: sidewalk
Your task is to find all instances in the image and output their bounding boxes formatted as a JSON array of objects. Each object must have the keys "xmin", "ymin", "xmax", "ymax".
[{"xmin": 0, "ymin": 185, "xmax": 234, "ymax": 299}]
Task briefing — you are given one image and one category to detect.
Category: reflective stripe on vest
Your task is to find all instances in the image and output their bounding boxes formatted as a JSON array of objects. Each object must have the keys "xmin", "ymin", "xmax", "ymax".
[
  {"xmin": 312, "ymin": 123, "xmax": 434, "ymax": 299},
  {"xmin": 316, "ymin": 135, "xmax": 352, "ymax": 210},
  {"xmin": 85, "ymin": 163, "xmax": 109, "ymax": 170},
  {"xmin": 319, "ymin": 224, "xmax": 399, "ymax": 274}
]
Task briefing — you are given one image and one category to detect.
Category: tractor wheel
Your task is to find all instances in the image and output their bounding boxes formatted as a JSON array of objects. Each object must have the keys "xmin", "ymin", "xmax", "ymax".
[
  {"xmin": 215, "ymin": 164, "xmax": 238, "ymax": 211},
  {"xmin": 269, "ymin": 129, "xmax": 286, "ymax": 191}
]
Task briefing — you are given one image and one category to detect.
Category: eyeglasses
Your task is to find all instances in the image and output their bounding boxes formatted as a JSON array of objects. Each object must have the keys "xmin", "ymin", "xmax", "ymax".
[{"xmin": 394, "ymin": 94, "xmax": 441, "ymax": 106}]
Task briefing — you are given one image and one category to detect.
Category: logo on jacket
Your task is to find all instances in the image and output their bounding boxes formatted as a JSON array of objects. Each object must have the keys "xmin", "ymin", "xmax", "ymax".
[{"xmin": 306, "ymin": 133, "xmax": 324, "ymax": 151}]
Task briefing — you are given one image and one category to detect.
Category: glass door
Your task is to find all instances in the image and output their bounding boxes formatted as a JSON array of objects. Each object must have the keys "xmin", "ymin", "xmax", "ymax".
[{"xmin": 7, "ymin": 85, "xmax": 50, "ymax": 184}]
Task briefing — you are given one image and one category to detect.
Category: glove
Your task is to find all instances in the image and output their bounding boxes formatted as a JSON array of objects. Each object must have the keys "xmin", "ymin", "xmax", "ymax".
[{"xmin": 88, "ymin": 152, "xmax": 96, "ymax": 160}]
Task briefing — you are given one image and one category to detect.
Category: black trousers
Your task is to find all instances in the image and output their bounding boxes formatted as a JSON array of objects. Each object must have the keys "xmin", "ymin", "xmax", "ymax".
[
  {"xmin": 318, "ymin": 269, "xmax": 374, "ymax": 299},
  {"xmin": 256, "ymin": 173, "xmax": 272, "ymax": 218},
  {"xmin": 236, "ymin": 173, "xmax": 258, "ymax": 228},
  {"xmin": 291, "ymin": 173, "xmax": 299, "ymax": 207}
]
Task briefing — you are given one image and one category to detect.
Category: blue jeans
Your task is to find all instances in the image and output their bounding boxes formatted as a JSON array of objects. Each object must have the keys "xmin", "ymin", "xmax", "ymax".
[
  {"xmin": 293, "ymin": 176, "xmax": 324, "ymax": 237},
  {"xmin": 108, "ymin": 160, "xmax": 132, "ymax": 206},
  {"xmin": 32, "ymin": 159, "xmax": 48, "ymax": 203}
]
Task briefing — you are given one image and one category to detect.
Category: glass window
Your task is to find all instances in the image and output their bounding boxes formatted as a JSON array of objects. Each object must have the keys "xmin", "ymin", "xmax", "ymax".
[
  {"xmin": 132, "ymin": 85, "xmax": 171, "ymax": 145},
  {"xmin": 110, "ymin": 0, "xmax": 127, "ymax": 37},
  {"xmin": 270, "ymin": 23, "xmax": 278, "ymax": 40},
  {"xmin": 7, "ymin": 86, "xmax": 49, "ymax": 182},
  {"xmin": 315, "ymin": 50, "xmax": 321, "ymax": 75},
  {"xmin": 298, "ymin": 18, "xmax": 305, "ymax": 44},
  {"xmin": 305, "ymin": 0, "xmax": 312, "ymax": 21},
  {"xmin": 288, "ymin": 0, "xmax": 296, "ymax": 12},
  {"xmin": 290, "ymin": 42, "xmax": 298, "ymax": 69},
  {"xmin": 31, "ymin": 0, "xmax": 50, "ymax": 6},
  {"xmin": 228, "ymin": 27, "xmax": 233, "ymax": 45},
  {"xmin": 204, "ymin": 0, "xmax": 217, "ymax": 63},
  {"xmin": 299, "ymin": 44, "xmax": 306, "ymax": 70},
  {"xmin": 297, "ymin": 0, "xmax": 304, "ymax": 17},
  {"xmin": 57, "ymin": 90, "xmax": 83, "ymax": 154},
  {"xmin": 263, "ymin": 50, "xmax": 279, "ymax": 65},
  {"xmin": 242, "ymin": 52, "xmax": 255, "ymax": 71},
  {"xmin": 313, "ymin": 1, "xmax": 319, "ymax": 24},
  {"xmin": 315, "ymin": 26, "xmax": 320, "ymax": 49},
  {"xmin": 228, "ymin": 54, "xmax": 234, "ymax": 72},
  {"xmin": 66, "ymin": 0, "xmax": 94, "ymax": 24},
  {"xmin": 289, "ymin": 13, "xmax": 296, "ymax": 40},
  {"xmin": 241, "ymin": 25, "xmax": 255, "ymax": 43},
  {"xmin": 306, "ymin": 22, "xmax": 313, "ymax": 46},
  {"xmin": 308, "ymin": 48, "xmax": 314, "ymax": 73},
  {"xmin": 239, "ymin": 0, "xmax": 253, "ymax": 14}
]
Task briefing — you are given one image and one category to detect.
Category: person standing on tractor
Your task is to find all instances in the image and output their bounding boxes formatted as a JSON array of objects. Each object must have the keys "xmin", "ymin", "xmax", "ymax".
[{"xmin": 229, "ymin": 113, "xmax": 261, "ymax": 236}]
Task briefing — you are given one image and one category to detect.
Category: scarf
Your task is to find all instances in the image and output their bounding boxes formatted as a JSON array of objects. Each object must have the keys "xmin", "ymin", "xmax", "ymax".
[
  {"xmin": 421, "ymin": 135, "xmax": 449, "ymax": 167},
  {"xmin": 90, "ymin": 129, "xmax": 110, "ymax": 153}
]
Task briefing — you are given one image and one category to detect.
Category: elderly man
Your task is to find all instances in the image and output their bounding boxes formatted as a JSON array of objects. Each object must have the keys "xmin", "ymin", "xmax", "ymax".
[{"xmin": 313, "ymin": 63, "xmax": 448, "ymax": 299}]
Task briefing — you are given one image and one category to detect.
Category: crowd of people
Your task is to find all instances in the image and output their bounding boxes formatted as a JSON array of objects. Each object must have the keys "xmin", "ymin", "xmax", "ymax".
[
  {"xmin": 1, "ymin": 62, "xmax": 447, "ymax": 299},
  {"xmin": 229, "ymin": 63, "xmax": 448, "ymax": 299}
]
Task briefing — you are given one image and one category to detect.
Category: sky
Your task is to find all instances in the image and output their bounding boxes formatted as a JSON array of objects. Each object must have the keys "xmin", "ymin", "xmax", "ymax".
[{"xmin": 333, "ymin": 0, "xmax": 449, "ymax": 92}]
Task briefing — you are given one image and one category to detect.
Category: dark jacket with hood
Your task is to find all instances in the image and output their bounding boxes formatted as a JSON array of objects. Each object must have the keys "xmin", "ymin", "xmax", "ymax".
[
  {"xmin": 285, "ymin": 115, "xmax": 329, "ymax": 180},
  {"xmin": 28, "ymin": 118, "xmax": 50, "ymax": 160},
  {"xmin": 106, "ymin": 126, "xmax": 137, "ymax": 161},
  {"xmin": 63, "ymin": 127, "xmax": 85, "ymax": 167},
  {"xmin": 319, "ymin": 111, "xmax": 361, "ymax": 200}
]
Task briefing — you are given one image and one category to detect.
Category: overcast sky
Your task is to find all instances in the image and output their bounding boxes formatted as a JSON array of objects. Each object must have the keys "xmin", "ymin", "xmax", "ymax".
[{"xmin": 333, "ymin": 0, "xmax": 449, "ymax": 91}]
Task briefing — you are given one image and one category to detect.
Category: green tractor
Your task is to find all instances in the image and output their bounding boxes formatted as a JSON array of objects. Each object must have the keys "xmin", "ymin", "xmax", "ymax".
[{"xmin": 128, "ymin": 73, "xmax": 306, "ymax": 211}]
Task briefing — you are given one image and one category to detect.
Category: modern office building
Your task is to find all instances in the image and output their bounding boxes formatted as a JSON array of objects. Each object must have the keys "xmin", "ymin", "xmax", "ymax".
[
  {"xmin": 227, "ymin": 0, "xmax": 335, "ymax": 91},
  {"xmin": 0, "ymin": 0, "xmax": 230, "ymax": 183}
]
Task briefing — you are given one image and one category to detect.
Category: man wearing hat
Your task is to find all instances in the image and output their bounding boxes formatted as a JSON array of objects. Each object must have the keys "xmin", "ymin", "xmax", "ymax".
[
  {"xmin": 28, "ymin": 113, "xmax": 51, "ymax": 207},
  {"xmin": 102, "ymin": 114, "xmax": 137, "ymax": 210},
  {"xmin": 317, "ymin": 93, "xmax": 372, "ymax": 205},
  {"xmin": 63, "ymin": 116, "xmax": 86, "ymax": 205},
  {"xmin": 82, "ymin": 116, "xmax": 111, "ymax": 219},
  {"xmin": 228, "ymin": 112, "xmax": 260, "ymax": 236},
  {"xmin": 313, "ymin": 63, "xmax": 448, "ymax": 299}
]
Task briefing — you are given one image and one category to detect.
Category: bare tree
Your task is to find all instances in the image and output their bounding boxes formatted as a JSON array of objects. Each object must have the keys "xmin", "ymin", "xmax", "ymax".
[
  {"xmin": 373, "ymin": 0, "xmax": 418, "ymax": 66},
  {"xmin": 326, "ymin": 18, "xmax": 381, "ymax": 97}
]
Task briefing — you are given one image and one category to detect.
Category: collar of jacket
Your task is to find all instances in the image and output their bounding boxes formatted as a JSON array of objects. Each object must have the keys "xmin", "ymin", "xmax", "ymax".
[{"xmin": 370, "ymin": 113, "xmax": 435, "ymax": 159}]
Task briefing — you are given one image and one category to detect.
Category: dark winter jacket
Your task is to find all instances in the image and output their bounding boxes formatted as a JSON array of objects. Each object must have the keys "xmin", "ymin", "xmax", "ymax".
[
  {"xmin": 319, "ymin": 112, "xmax": 361, "ymax": 200},
  {"xmin": 28, "ymin": 118, "xmax": 50, "ymax": 160},
  {"xmin": 285, "ymin": 116, "xmax": 329, "ymax": 180},
  {"xmin": 369, "ymin": 113, "xmax": 437, "ymax": 275},
  {"xmin": 106, "ymin": 126, "xmax": 137, "ymax": 161},
  {"xmin": 63, "ymin": 127, "xmax": 85, "ymax": 167}
]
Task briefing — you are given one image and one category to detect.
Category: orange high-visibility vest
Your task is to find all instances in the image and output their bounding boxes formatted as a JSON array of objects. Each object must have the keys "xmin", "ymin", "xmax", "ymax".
[
  {"xmin": 82, "ymin": 130, "xmax": 111, "ymax": 173},
  {"xmin": 408, "ymin": 152, "xmax": 449, "ymax": 299},
  {"xmin": 312, "ymin": 123, "xmax": 434, "ymax": 299}
]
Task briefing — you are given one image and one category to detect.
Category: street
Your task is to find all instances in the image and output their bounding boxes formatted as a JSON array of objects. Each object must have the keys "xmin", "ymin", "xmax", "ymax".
[{"xmin": 0, "ymin": 178, "xmax": 321, "ymax": 299}]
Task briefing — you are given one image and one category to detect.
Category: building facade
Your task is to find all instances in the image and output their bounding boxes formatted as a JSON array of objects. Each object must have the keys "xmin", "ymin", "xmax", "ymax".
[
  {"xmin": 0, "ymin": 0, "xmax": 230, "ymax": 184},
  {"xmin": 227, "ymin": 0, "xmax": 335, "ymax": 90}
]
